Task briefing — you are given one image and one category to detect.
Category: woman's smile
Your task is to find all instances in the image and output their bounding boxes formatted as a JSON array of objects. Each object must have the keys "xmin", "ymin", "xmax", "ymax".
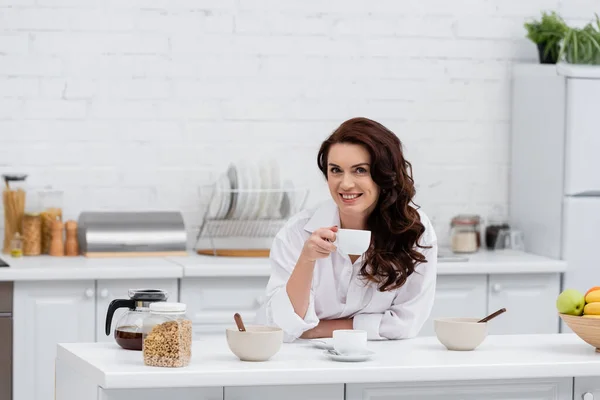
[{"xmin": 340, "ymin": 192, "xmax": 363, "ymax": 204}]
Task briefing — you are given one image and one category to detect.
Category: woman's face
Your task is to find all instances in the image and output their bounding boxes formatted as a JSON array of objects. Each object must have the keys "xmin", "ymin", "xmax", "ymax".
[{"xmin": 326, "ymin": 143, "xmax": 380, "ymax": 217}]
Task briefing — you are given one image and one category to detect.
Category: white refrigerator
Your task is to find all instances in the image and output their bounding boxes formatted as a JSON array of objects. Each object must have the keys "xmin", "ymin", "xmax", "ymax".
[{"xmin": 510, "ymin": 63, "xmax": 600, "ymax": 331}]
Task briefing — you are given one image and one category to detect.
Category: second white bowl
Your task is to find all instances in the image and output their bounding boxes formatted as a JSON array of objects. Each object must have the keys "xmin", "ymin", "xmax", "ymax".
[{"xmin": 434, "ymin": 317, "xmax": 488, "ymax": 351}]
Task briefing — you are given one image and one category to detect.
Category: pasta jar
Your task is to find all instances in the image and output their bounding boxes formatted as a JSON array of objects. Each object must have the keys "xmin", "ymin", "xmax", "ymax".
[
  {"xmin": 450, "ymin": 215, "xmax": 481, "ymax": 254},
  {"xmin": 142, "ymin": 302, "xmax": 192, "ymax": 368}
]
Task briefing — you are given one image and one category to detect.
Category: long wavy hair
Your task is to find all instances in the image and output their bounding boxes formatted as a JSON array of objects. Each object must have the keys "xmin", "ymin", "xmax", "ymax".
[{"xmin": 317, "ymin": 117, "xmax": 431, "ymax": 292}]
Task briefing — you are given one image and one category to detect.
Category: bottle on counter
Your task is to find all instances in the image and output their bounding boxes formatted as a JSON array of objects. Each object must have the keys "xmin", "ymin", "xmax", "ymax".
[
  {"xmin": 64, "ymin": 220, "xmax": 79, "ymax": 256},
  {"xmin": 10, "ymin": 232, "xmax": 23, "ymax": 258},
  {"xmin": 49, "ymin": 217, "xmax": 64, "ymax": 257}
]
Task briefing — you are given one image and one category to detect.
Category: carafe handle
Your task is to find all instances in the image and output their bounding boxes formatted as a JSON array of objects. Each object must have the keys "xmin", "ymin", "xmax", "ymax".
[{"xmin": 105, "ymin": 299, "xmax": 136, "ymax": 336}]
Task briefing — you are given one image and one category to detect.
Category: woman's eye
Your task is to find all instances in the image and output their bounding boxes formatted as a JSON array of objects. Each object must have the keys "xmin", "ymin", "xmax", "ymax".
[
  {"xmin": 356, "ymin": 167, "xmax": 368, "ymax": 174},
  {"xmin": 330, "ymin": 167, "xmax": 341, "ymax": 173}
]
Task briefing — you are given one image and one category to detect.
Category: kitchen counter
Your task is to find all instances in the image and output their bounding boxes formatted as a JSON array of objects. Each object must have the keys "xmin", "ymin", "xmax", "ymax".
[
  {"xmin": 0, "ymin": 249, "xmax": 566, "ymax": 281},
  {"xmin": 167, "ymin": 249, "xmax": 567, "ymax": 277},
  {"xmin": 0, "ymin": 255, "xmax": 184, "ymax": 281},
  {"xmin": 55, "ymin": 333, "xmax": 600, "ymax": 397}
]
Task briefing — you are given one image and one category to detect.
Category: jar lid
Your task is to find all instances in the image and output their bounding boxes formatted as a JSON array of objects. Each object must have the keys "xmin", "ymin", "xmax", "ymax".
[
  {"xmin": 149, "ymin": 302, "xmax": 186, "ymax": 313},
  {"xmin": 451, "ymin": 214, "xmax": 481, "ymax": 226}
]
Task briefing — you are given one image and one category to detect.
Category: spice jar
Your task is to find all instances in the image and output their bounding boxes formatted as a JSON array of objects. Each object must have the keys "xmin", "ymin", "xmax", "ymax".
[
  {"xmin": 10, "ymin": 233, "xmax": 23, "ymax": 258},
  {"xmin": 2, "ymin": 174, "xmax": 27, "ymax": 254},
  {"xmin": 142, "ymin": 302, "xmax": 192, "ymax": 368},
  {"xmin": 450, "ymin": 215, "xmax": 481, "ymax": 254},
  {"xmin": 39, "ymin": 187, "xmax": 63, "ymax": 255}
]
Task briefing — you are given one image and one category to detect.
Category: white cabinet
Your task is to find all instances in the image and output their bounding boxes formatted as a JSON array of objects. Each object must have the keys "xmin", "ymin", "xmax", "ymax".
[
  {"xmin": 96, "ymin": 279, "xmax": 179, "ymax": 343},
  {"xmin": 225, "ymin": 384, "xmax": 343, "ymax": 400},
  {"xmin": 574, "ymin": 377, "xmax": 600, "ymax": 400},
  {"xmin": 419, "ymin": 275, "xmax": 487, "ymax": 336},
  {"xmin": 346, "ymin": 378, "xmax": 573, "ymax": 400},
  {"xmin": 487, "ymin": 273, "xmax": 560, "ymax": 335},
  {"xmin": 100, "ymin": 387, "xmax": 223, "ymax": 400},
  {"xmin": 181, "ymin": 277, "xmax": 268, "ymax": 336},
  {"xmin": 13, "ymin": 280, "xmax": 96, "ymax": 400}
]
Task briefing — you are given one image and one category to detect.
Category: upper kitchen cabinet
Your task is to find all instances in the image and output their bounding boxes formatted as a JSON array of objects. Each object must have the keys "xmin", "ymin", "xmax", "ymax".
[
  {"xmin": 96, "ymin": 279, "xmax": 179, "ymax": 344},
  {"xmin": 13, "ymin": 280, "xmax": 96, "ymax": 400}
]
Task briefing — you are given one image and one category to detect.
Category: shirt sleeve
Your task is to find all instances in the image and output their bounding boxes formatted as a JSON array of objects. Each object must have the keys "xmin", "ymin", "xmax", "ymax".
[
  {"xmin": 261, "ymin": 227, "xmax": 320, "ymax": 343},
  {"xmin": 353, "ymin": 215, "xmax": 438, "ymax": 340}
]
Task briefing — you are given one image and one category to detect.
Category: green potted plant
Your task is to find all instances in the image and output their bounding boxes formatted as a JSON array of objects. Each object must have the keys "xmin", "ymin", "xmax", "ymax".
[
  {"xmin": 524, "ymin": 11, "xmax": 568, "ymax": 64},
  {"xmin": 559, "ymin": 14, "xmax": 600, "ymax": 65}
]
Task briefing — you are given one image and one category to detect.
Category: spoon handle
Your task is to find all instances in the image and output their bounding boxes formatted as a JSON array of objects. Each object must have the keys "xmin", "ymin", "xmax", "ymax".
[
  {"xmin": 234, "ymin": 312, "xmax": 246, "ymax": 331},
  {"xmin": 478, "ymin": 308, "xmax": 507, "ymax": 323}
]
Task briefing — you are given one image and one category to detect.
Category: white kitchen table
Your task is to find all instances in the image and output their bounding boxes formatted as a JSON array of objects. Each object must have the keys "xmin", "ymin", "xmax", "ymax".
[{"xmin": 55, "ymin": 333, "xmax": 600, "ymax": 400}]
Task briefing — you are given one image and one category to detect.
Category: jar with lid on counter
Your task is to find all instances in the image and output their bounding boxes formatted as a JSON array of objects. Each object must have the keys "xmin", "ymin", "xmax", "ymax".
[
  {"xmin": 142, "ymin": 302, "xmax": 192, "ymax": 368},
  {"xmin": 450, "ymin": 215, "xmax": 481, "ymax": 254}
]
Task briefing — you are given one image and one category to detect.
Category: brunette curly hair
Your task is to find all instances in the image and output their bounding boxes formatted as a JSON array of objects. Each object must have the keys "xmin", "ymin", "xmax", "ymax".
[{"xmin": 317, "ymin": 117, "xmax": 431, "ymax": 292}]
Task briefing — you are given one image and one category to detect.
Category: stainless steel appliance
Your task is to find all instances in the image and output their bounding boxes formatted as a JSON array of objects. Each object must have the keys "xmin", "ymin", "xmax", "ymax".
[
  {"xmin": 0, "ymin": 282, "xmax": 12, "ymax": 400},
  {"xmin": 77, "ymin": 211, "xmax": 188, "ymax": 257}
]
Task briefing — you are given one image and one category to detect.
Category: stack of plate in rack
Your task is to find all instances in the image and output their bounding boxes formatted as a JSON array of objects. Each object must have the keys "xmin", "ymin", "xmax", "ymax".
[{"xmin": 205, "ymin": 158, "xmax": 300, "ymax": 221}]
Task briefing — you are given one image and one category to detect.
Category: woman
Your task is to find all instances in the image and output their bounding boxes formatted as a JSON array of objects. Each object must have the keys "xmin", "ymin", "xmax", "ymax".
[{"xmin": 254, "ymin": 117, "xmax": 437, "ymax": 342}]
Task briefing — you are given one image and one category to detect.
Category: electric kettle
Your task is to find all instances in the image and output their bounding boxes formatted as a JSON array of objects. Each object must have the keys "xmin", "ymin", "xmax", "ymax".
[{"xmin": 105, "ymin": 289, "xmax": 168, "ymax": 350}]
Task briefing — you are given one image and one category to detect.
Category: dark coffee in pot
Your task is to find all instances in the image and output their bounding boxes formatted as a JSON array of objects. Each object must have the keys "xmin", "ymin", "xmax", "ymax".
[{"xmin": 115, "ymin": 326, "xmax": 143, "ymax": 350}]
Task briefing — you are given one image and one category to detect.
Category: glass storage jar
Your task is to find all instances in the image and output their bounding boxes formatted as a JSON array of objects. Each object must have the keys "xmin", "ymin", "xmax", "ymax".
[
  {"xmin": 39, "ymin": 187, "xmax": 63, "ymax": 254},
  {"xmin": 142, "ymin": 302, "xmax": 192, "ymax": 368},
  {"xmin": 2, "ymin": 174, "xmax": 28, "ymax": 254},
  {"xmin": 450, "ymin": 215, "xmax": 481, "ymax": 254}
]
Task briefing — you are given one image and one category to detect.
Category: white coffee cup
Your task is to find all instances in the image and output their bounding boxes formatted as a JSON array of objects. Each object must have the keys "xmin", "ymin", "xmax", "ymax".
[
  {"xmin": 332, "ymin": 329, "xmax": 368, "ymax": 355},
  {"xmin": 336, "ymin": 229, "xmax": 371, "ymax": 255}
]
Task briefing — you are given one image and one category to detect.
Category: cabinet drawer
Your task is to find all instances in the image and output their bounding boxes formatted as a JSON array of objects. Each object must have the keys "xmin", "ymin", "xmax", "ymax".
[
  {"xmin": 346, "ymin": 378, "xmax": 572, "ymax": 400},
  {"xmin": 181, "ymin": 277, "xmax": 269, "ymax": 324},
  {"xmin": 574, "ymin": 377, "xmax": 600, "ymax": 400}
]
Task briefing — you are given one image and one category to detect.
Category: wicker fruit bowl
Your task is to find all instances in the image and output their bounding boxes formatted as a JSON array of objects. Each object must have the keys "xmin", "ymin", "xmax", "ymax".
[{"xmin": 559, "ymin": 313, "xmax": 600, "ymax": 352}]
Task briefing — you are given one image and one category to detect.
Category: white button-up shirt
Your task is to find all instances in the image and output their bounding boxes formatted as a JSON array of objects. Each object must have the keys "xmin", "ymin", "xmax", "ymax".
[{"xmin": 254, "ymin": 199, "xmax": 438, "ymax": 342}]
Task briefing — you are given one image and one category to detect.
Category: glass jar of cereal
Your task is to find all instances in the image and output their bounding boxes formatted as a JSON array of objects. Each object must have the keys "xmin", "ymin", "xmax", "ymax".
[{"xmin": 142, "ymin": 302, "xmax": 192, "ymax": 368}]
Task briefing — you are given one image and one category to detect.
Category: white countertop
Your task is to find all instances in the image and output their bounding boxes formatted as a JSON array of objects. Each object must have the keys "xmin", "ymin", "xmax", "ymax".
[
  {"xmin": 168, "ymin": 249, "xmax": 567, "ymax": 277},
  {"xmin": 0, "ymin": 256, "xmax": 183, "ymax": 281},
  {"xmin": 0, "ymin": 249, "xmax": 566, "ymax": 281},
  {"xmin": 56, "ymin": 333, "xmax": 600, "ymax": 389}
]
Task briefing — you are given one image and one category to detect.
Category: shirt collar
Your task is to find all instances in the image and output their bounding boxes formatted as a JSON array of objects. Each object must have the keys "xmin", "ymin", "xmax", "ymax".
[{"xmin": 303, "ymin": 199, "xmax": 340, "ymax": 234}]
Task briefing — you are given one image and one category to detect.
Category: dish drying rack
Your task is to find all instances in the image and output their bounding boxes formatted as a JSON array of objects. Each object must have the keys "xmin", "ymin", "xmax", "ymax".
[{"xmin": 194, "ymin": 184, "xmax": 310, "ymax": 257}]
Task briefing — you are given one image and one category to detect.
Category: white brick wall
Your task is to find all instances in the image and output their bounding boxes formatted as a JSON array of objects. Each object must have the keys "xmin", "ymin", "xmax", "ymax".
[{"xmin": 0, "ymin": 0, "xmax": 592, "ymax": 248}]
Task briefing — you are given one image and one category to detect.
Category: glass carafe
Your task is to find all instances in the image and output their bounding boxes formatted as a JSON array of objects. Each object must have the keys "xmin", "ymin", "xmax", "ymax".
[{"xmin": 105, "ymin": 289, "xmax": 168, "ymax": 351}]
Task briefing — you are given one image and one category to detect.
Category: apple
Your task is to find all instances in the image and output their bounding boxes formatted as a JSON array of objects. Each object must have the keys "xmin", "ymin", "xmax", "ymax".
[{"xmin": 556, "ymin": 289, "xmax": 585, "ymax": 316}]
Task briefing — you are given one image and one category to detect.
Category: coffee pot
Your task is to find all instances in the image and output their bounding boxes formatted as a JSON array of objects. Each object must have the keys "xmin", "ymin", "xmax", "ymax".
[{"xmin": 105, "ymin": 289, "xmax": 168, "ymax": 350}]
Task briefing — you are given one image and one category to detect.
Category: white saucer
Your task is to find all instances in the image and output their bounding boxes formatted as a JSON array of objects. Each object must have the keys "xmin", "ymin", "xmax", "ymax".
[
  {"xmin": 324, "ymin": 349, "xmax": 375, "ymax": 362},
  {"xmin": 310, "ymin": 338, "xmax": 334, "ymax": 350}
]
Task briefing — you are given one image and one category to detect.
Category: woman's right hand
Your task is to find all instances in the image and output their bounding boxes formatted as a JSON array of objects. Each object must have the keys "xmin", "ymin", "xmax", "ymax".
[{"xmin": 301, "ymin": 226, "xmax": 338, "ymax": 262}]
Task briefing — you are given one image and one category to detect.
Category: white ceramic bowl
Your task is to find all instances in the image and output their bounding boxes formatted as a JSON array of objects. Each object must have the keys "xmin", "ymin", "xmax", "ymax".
[
  {"xmin": 434, "ymin": 317, "xmax": 488, "ymax": 351},
  {"xmin": 226, "ymin": 325, "xmax": 283, "ymax": 361}
]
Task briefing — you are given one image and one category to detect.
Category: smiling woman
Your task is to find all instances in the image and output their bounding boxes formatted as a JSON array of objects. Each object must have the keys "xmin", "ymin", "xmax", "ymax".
[{"xmin": 254, "ymin": 117, "xmax": 438, "ymax": 343}]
